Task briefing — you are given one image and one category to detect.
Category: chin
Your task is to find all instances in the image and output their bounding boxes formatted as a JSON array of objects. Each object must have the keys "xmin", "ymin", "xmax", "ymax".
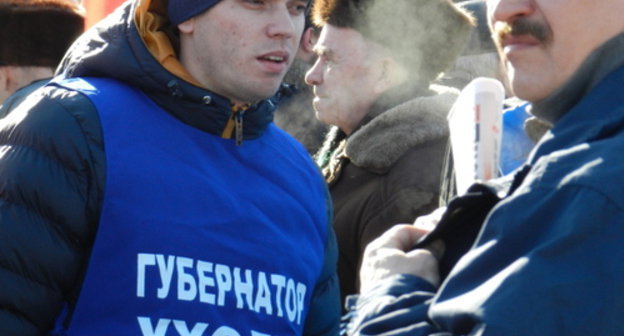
[
  {"xmin": 314, "ymin": 110, "xmax": 333, "ymax": 126},
  {"xmin": 267, "ymin": 81, "xmax": 285, "ymax": 95},
  {"xmin": 513, "ymin": 84, "xmax": 550, "ymax": 103},
  {"xmin": 247, "ymin": 84, "xmax": 282, "ymax": 102},
  {"xmin": 509, "ymin": 74, "xmax": 550, "ymax": 103},
  {"xmin": 312, "ymin": 103, "xmax": 325, "ymax": 118}
]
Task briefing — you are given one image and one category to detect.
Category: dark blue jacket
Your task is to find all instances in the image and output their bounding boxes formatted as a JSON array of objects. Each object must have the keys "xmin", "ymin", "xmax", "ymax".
[
  {"xmin": 346, "ymin": 33, "xmax": 624, "ymax": 336},
  {"xmin": 0, "ymin": 0, "xmax": 340, "ymax": 334}
]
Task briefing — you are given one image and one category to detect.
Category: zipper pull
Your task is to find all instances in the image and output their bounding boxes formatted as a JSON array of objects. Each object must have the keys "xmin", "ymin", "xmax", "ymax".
[{"xmin": 235, "ymin": 109, "xmax": 245, "ymax": 146}]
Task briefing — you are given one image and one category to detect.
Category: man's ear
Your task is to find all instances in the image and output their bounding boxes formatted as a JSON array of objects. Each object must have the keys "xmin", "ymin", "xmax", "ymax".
[
  {"xmin": 177, "ymin": 17, "xmax": 195, "ymax": 34},
  {"xmin": 300, "ymin": 27, "xmax": 317, "ymax": 54},
  {"xmin": 296, "ymin": 27, "xmax": 319, "ymax": 64},
  {"xmin": 0, "ymin": 66, "xmax": 14, "ymax": 94},
  {"xmin": 0, "ymin": 66, "xmax": 18, "ymax": 104},
  {"xmin": 373, "ymin": 57, "xmax": 407, "ymax": 95}
]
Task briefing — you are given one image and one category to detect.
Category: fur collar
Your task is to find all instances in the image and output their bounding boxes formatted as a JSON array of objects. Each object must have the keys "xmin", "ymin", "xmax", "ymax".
[{"xmin": 318, "ymin": 85, "xmax": 458, "ymax": 174}]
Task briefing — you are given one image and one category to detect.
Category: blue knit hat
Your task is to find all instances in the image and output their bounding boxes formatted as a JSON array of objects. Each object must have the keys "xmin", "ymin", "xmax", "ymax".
[{"xmin": 168, "ymin": 0, "xmax": 221, "ymax": 26}]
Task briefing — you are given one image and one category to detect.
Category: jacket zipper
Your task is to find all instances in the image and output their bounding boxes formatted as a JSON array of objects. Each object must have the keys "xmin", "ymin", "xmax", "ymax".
[
  {"xmin": 221, "ymin": 105, "xmax": 247, "ymax": 146},
  {"xmin": 234, "ymin": 109, "xmax": 245, "ymax": 146}
]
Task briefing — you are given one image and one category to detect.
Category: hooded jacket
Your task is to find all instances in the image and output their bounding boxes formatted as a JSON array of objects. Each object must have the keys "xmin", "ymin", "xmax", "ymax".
[
  {"xmin": 0, "ymin": 0, "xmax": 340, "ymax": 335},
  {"xmin": 344, "ymin": 33, "xmax": 624, "ymax": 336},
  {"xmin": 315, "ymin": 85, "xmax": 458, "ymax": 305}
]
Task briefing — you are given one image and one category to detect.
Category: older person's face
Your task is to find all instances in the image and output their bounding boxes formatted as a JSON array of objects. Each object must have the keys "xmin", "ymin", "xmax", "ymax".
[
  {"xmin": 488, "ymin": 0, "xmax": 624, "ymax": 102},
  {"xmin": 305, "ymin": 25, "xmax": 382, "ymax": 135}
]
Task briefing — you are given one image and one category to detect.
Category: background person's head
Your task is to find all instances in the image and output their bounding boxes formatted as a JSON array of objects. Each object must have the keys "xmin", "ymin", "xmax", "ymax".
[
  {"xmin": 282, "ymin": 10, "xmax": 320, "ymax": 88},
  {"xmin": 0, "ymin": 0, "xmax": 84, "ymax": 104},
  {"xmin": 488, "ymin": 0, "xmax": 624, "ymax": 103},
  {"xmin": 170, "ymin": 0, "xmax": 310, "ymax": 106},
  {"xmin": 438, "ymin": 0, "xmax": 510, "ymax": 93},
  {"xmin": 305, "ymin": 0, "xmax": 473, "ymax": 134}
]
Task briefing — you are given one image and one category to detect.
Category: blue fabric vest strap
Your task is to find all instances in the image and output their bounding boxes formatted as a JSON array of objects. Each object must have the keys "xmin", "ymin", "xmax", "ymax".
[{"xmin": 55, "ymin": 77, "xmax": 329, "ymax": 336}]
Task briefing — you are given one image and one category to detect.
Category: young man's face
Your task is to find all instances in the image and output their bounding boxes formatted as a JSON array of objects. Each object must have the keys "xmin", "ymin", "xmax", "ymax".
[
  {"xmin": 488, "ymin": 0, "xmax": 624, "ymax": 103},
  {"xmin": 178, "ymin": 0, "xmax": 308, "ymax": 105},
  {"xmin": 305, "ymin": 25, "xmax": 381, "ymax": 135}
]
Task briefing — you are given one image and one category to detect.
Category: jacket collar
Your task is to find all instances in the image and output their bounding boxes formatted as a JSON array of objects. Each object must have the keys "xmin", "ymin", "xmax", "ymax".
[
  {"xmin": 532, "ymin": 33, "xmax": 624, "ymax": 125},
  {"xmin": 529, "ymin": 34, "xmax": 624, "ymax": 163},
  {"xmin": 317, "ymin": 84, "xmax": 458, "ymax": 175}
]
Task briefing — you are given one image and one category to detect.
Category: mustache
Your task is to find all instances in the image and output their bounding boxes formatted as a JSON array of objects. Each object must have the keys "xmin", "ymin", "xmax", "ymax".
[{"xmin": 494, "ymin": 18, "xmax": 553, "ymax": 45}]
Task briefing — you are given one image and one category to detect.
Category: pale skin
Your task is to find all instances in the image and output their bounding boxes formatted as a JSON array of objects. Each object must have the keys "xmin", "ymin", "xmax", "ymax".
[
  {"xmin": 176, "ymin": 0, "xmax": 309, "ymax": 106},
  {"xmin": 305, "ymin": 25, "xmax": 404, "ymax": 135},
  {"xmin": 359, "ymin": 212, "xmax": 445, "ymax": 294},
  {"xmin": 488, "ymin": 0, "xmax": 624, "ymax": 102},
  {"xmin": 360, "ymin": 0, "xmax": 624, "ymax": 295},
  {"xmin": 0, "ymin": 65, "xmax": 54, "ymax": 105},
  {"xmin": 295, "ymin": 27, "xmax": 318, "ymax": 64}
]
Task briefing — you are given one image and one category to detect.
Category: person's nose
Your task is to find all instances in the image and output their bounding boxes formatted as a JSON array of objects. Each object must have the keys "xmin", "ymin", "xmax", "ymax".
[
  {"xmin": 305, "ymin": 58, "xmax": 323, "ymax": 86},
  {"xmin": 266, "ymin": 6, "xmax": 297, "ymax": 40},
  {"xmin": 488, "ymin": 0, "xmax": 535, "ymax": 25}
]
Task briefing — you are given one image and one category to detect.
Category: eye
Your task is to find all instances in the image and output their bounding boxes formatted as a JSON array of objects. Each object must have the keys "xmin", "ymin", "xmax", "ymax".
[
  {"xmin": 289, "ymin": 1, "xmax": 308, "ymax": 15},
  {"xmin": 243, "ymin": 0, "xmax": 265, "ymax": 7},
  {"xmin": 317, "ymin": 55, "xmax": 332, "ymax": 68}
]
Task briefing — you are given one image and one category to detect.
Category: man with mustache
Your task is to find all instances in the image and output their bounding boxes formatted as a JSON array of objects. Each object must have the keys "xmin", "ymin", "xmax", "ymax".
[
  {"xmin": 0, "ymin": 0, "xmax": 340, "ymax": 334},
  {"xmin": 344, "ymin": 0, "xmax": 624, "ymax": 335}
]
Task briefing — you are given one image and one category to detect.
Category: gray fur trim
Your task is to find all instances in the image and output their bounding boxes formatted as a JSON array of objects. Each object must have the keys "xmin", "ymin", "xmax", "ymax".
[
  {"xmin": 524, "ymin": 116, "xmax": 552, "ymax": 143},
  {"xmin": 346, "ymin": 86, "xmax": 458, "ymax": 171}
]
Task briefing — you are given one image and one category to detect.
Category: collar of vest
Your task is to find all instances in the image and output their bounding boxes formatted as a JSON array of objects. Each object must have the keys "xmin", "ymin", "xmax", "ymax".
[{"xmin": 146, "ymin": 79, "xmax": 279, "ymax": 141}]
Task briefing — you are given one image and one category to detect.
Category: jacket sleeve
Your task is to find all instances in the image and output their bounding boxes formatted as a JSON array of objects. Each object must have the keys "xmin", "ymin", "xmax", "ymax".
[
  {"xmin": 428, "ymin": 184, "xmax": 624, "ymax": 335},
  {"xmin": 343, "ymin": 274, "xmax": 439, "ymax": 336},
  {"xmin": 0, "ymin": 85, "xmax": 104, "ymax": 335},
  {"xmin": 345, "ymin": 185, "xmax": 624, "ymax": 336},
  {"xmin": 303, "ymin": 191, "xmax": 342, "ymax": 336}
]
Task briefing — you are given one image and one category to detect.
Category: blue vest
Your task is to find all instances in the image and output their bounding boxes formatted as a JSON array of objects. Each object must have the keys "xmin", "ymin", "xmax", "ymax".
[{"xmin": 57, "ymin": 78, "xmax": 329, "ymax": 336}]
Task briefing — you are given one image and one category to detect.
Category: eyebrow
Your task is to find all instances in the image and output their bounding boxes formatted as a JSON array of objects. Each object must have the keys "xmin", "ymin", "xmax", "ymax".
[
  {"xmin": 293, "ymin": 0, "xmax": 311, "ymax": 9},
  {"xmin": 312, "ymin": 45, "xmax": 333, "ymax": 59}
]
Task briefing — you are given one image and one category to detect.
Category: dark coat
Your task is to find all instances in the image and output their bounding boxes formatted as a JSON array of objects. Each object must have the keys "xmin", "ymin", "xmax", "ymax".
[
  {"xmin": 316, "ymin": 85, "xmax": 458, "ymax": 304},
  {"xmin": 0, "ymin": 78, "xmax": 50, "ymax": 117}
]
